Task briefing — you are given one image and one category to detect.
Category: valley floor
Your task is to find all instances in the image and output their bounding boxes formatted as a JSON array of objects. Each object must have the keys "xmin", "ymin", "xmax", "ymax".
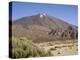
[
  {"xmin": 10, "ymin": 37, "xmax": 78, "ymax": 58},
  {"xmin": 36, "ymin": 40, "xmax": 78, "ymax": 56}
]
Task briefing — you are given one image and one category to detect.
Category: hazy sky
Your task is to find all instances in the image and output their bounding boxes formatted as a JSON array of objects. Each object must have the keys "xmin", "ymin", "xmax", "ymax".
[{"xmin": 10, "ymin": 2, "xmax": 78, "ymax": 26}]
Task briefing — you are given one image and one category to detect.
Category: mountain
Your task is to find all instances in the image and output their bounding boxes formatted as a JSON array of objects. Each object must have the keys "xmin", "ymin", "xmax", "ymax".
[
  {"xmin": 12, "ymin": 13, "xmax": 78, "ymax": 43},
  {"xmin": 13, "ymin": 13, "xmax": 70, "ymax": 30}
]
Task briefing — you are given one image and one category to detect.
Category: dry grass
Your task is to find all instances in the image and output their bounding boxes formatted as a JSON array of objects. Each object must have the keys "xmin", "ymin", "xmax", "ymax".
[
  {"xmin": 50, "ymin": 48, "xmax": 57, "ymax": 51},
  {"xmin": 10, "ymin": 37, "xmax": 53, "ymax": 58}
]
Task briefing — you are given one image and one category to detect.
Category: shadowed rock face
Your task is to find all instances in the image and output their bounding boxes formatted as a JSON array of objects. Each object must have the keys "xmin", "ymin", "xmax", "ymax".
[
  {"xmin": 49, "ymin": 25, "xmax": 78, "ymax": 39},
  {"xmin": 12, "ymin": 13, "xmax": 78, "ymax": 43}
]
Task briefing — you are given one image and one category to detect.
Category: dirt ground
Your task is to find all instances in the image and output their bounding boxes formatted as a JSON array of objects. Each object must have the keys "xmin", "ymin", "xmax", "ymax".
[{"xmin": 36, "ymin": 40, "xmax": 78, "ymax": 56}]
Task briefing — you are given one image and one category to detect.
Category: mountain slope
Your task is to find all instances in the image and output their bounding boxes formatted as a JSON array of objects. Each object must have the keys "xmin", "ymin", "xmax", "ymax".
[
  {"xmin": 12, "ymin": 13, "xmax": 78, "ymax": 43},
  {"xmin": 13, "ymin": 13, "xmax": 71, "ymax": 30}
]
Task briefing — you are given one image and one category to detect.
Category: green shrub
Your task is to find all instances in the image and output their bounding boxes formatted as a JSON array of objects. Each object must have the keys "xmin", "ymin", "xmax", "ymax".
[
  {"xmin": 57, "ymin": 52, "xmax": 61, "ymax": 54},
  {"xmin": 50, "ymin": 48, "xmax": 56, "ymax": 51},
  {"xmin": 10, "ymin": 37, "xmax": 53, "ymax": 58}
]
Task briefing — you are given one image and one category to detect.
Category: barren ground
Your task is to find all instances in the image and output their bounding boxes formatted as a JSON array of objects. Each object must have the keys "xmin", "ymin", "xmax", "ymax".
[{"xmin": 36, "ymin": 40, "xmax": 78, "ymax": 56}]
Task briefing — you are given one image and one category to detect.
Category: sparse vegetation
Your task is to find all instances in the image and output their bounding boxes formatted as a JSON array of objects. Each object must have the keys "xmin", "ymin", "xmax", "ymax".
[
  {"xmin": 50, "ymin": 48, "xmax": 56, "ymax": 51},
  {"xmin": 55, "ymin": 46, "xmax": 61, "ymax": 49},
  {"xmin": 48, "ymin": 42, "xmax": 53, "ymax": 46},
  {"xmin": 10, "ymin": 37, "xmax": 53, "ymax": 58},
  {"xmin": 57, "ymin": 52, "xmax": 61, "ymax": 54},
  {"xmin": 76, "ymin": 49, "xmax": 78, "ymax": 51}
]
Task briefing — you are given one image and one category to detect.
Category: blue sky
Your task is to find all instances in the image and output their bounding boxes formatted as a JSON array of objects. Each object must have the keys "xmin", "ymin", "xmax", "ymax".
[{"xmin": 11, "ymin": 2, "xmax": 78, "ymax": 26}]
